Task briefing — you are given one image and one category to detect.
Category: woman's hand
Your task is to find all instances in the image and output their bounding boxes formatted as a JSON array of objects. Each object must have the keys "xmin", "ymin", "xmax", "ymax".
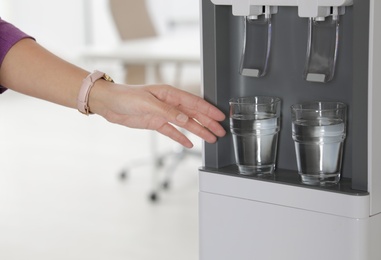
[
  {"xmin": 0, "ymin": 38, "xmax": 226, "ymax": 148},
  {"xmin": 89, "ymin": 83, "xmax": 226, "ymax": 148}
]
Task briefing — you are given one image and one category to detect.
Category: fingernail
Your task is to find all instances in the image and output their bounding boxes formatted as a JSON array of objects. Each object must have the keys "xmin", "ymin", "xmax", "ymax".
[
  {"xmin": 218, "ymin": 128, "xmax": 227, "ymax": 136},
  {"xmin": 176, "ymin": 113, "xmax": 189, "ymax": 123}
]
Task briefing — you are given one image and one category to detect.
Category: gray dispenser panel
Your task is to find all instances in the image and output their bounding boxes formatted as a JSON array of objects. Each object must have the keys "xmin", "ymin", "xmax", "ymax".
[{"xmin": 201, "ymin": 0, "xmax": 369, "ymax": 192}]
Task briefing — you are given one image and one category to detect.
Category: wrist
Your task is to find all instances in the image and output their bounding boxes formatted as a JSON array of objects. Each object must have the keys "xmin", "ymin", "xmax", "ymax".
[
  {"xmin": 87, "ymin": 78, "xmax": 115, "ymax": 116},
  {"xmin": 77, "ymin": 70, "xmax": 114, "ymax": 115}
]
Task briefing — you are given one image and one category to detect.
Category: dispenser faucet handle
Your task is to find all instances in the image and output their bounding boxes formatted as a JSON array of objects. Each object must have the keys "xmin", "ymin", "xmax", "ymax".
[
  {"xmin": 240, "ymin": 7, "xmax": 274, "ymax": 78},
  {"xmin": 303, "ymin": 12, "xmax": 341, "ymax": 83}
]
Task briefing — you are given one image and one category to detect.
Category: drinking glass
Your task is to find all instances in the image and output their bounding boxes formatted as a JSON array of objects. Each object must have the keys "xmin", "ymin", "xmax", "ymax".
[
  {"xmin": 229, "ymin": 96, "xmax": 281, "ymax": 175},
  {"xmin": 291, "ymin": 101, "xmax": 347, "ymax": 185}
]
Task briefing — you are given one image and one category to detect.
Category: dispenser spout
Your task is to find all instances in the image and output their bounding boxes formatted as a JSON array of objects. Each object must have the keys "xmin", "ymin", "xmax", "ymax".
[
  {"xmin": 212, "ymin": 0, "xmax": 352, "ymax": 19},
  {"xmin": 297, "ymin": 0, "xmax": 351, "ymax": 18}
]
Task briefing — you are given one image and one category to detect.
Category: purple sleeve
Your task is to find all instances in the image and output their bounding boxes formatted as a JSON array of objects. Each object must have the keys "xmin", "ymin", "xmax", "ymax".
[{"xmin": 0, "ymin": 18, "xmax": 35, "ymax": 93}]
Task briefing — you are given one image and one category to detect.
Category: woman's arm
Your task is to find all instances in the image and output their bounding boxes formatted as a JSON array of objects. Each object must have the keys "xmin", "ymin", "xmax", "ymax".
[
  {"xmin": 0, "ymin": 38, "xmax": 226, "ymax": 148},
  {"xmin": 0, "ymin": 38, "xmax": 89, "ymax": 108}
]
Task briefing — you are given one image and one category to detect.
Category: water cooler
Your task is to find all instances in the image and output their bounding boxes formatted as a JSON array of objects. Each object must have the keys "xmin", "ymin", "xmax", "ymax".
[{"xmin": 198, "ymin": 0, "xmax": 381, "ymax": 259}]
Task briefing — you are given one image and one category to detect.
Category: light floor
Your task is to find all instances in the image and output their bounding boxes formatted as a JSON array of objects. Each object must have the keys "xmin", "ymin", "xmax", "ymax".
[{"xmin": 0, "ymin": 90, "xmax": 201, "ymax": 260}]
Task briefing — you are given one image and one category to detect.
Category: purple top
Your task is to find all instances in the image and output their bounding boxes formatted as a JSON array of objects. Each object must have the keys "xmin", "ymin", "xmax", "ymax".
[{"xmin": 0, "ymin": 18, "xmax": 34, "ymax": 93}]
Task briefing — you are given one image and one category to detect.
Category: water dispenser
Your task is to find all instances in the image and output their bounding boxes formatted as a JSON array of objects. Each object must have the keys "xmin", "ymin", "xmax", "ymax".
[{"xmin": 199, "ymin": 0, "xmax": 381, "ymax": 259}]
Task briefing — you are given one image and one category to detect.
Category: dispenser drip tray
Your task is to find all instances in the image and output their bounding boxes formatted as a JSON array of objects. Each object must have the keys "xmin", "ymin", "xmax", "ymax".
[{"xmin": 200, "ymin": 165, "xmax": 369, "ymax": 196}]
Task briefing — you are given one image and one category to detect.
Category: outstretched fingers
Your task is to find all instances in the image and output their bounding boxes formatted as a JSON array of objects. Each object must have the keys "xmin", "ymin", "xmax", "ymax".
[
  {"xmin": 155, "ymin": 103, "xmax": 226, "ymax": 143},
  {"xmin": 156, "ymin": 123, "xmax": 193, "ymax": 148},
  {"xmin": 178, "ymin": 105, "xmax": 226, "ymax": 138},
  {"xmin": 144, "ymin": 86, "xmax": 227, "ymax": 145},
  {"xmin": 180, "ymin": 118, "xmax": 221, "ymax": 144},
  {"xmin": 148, "ymin": 86, "xmax": 226, "ymax": 122}
]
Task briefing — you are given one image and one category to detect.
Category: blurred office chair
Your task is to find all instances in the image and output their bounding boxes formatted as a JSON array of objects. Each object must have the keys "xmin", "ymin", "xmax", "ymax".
[{"xmin": 108, "ymin": 0, "xmax": 201, "ymax": 202}]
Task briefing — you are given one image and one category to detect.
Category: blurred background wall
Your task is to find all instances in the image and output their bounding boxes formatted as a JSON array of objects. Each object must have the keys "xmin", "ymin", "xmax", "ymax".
[
  {"xmin": 0, "ymin": 0, "xmax": 200, "ymax": 61},
  {"xmin": 0, "ymin": 1, "xmax": 202, "ymax": 260}
]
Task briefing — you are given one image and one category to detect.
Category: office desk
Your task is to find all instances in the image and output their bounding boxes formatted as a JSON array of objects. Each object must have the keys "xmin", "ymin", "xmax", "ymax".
[
  {"xmin": 80, "ymin": 32, "xmax": 200, "ymax": 85},
  {"xmin": 81, "ymin": 33, "xmax": 200, "ymax": 66}
]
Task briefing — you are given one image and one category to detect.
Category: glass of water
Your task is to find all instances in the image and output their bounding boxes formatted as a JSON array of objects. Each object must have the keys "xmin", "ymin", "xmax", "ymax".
[
  {"xmin": 229, "ymin": 96, "xmax": 281, "ymax": 175},
  {"xmin": 291, "ymin": 101, "xmax": 347, "ymax": 185}
]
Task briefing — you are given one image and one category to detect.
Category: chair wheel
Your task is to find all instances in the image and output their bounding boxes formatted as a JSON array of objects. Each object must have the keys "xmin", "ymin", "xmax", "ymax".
[
  {"xmin": 155, "ymin": 158, "xmax": 164, "ymax": 167},
  {"xmin": 149, "ymin": 192, "xmax": 159, "ymax": 202},
  {"xmin": 162, "ymin": 181, "xmax": 170, "ymax": 190},
  {"xmin": 119, "ymin": 170, "xmax": 128, "ymax": 180}
]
